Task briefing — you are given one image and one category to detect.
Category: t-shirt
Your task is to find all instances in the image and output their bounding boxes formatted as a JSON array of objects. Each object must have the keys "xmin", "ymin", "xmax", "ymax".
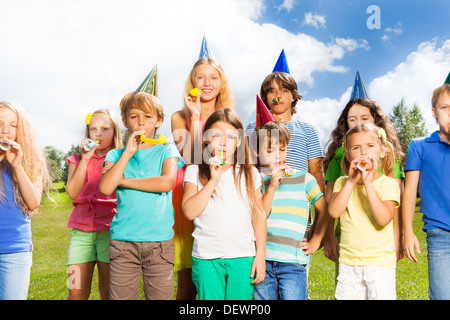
[
  {"xmin": 246, "ymin": 120, "xmax": 323, "ymax": 172},
  {"xmin": 67, "ymin": 153, "xmax": 117, "ymax": 231},
  {"xmin": 104, "ymin": 143, "xmax": 184, "ymax": 242},
  {"xmin": 404, "ymin": 131, "xmax": 450, "ymax": 231},
  {"xmin": 261, "ymin": 170, "xmax": 323, "ymax": 265},
  {"xmin": 324, "ymin": 146, "xmax": 405, "ymax": 182},
  {"xmin": 0, "ymin": 167, "xmax": 32, "ymax": 253},
  {"xmin": 184, "ymin": 164, "xmax": 262, "ymax": 259},
  {"xmin": 333, "ymin": 175, "xmax": 400, "ymax": 268}
]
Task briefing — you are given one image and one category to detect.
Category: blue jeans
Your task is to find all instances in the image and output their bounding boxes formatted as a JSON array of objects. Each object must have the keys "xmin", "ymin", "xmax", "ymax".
[
  {"xmin": 253, "ymin": 261, "xmax": 308, "ymax": 300},
  {"xmin": 0, "ymin": 251, "xmax": 33, "ymax": 300},
  {"xmin": 427, "ymin": 228, "xmax": 450, "ymax": 300}
]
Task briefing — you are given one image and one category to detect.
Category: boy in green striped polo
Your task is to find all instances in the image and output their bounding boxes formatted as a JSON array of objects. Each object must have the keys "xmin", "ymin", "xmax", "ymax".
[{"xmin": 250, "ymin": 121, "xmax": 329, "ymax": 300}]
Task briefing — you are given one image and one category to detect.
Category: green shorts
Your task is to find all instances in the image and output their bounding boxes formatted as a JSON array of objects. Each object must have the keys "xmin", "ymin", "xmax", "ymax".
[
  {"xmin": 192, "ymin": 256, "xmax": 255, "ymax": 300},
  {"xmin": 67, "ymin": 228, "xmax": 111, "ymax": 265}
]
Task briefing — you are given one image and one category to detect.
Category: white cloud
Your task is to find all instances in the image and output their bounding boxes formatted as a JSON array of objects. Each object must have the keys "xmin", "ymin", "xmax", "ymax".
[
  {"xmin": 0, "ymin": 0, "xmax": 369, "ymax": 152},
  {"xmin": 277, "ymin": 0, "xmax": 296, "ymax": 13},
  {"xmin": 369, "ymin": 38, "xmax": 450, "ymax": 133},
  {"xmin": 302, "ymin": 12, "xmax": 326, "ymax": 29},
  {"xmin": 382, "ymin": 22, "xmax": 403, "ymax": 42}
]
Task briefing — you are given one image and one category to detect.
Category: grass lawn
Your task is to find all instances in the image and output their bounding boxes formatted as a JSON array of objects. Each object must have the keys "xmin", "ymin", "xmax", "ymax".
[{"xmin": 28, "ymin": 184, "xmax": 429, "ymax": 300}]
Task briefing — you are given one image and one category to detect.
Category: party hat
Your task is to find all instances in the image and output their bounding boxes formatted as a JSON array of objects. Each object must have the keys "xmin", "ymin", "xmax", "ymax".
[
  {"xmin": 256, "ymin": 95, "xmax": 276, "ymax": 126},
  {"xmin": 444, "ymin": 72, "xmax": 450, "ymax": 85},
  {"xmin": 272, "ymin": 49, "xmax": 290, "ymax": 74},
  {"xmin": 137, "ymin": 64, "xmax": 158, "ymax": 96},
  {"xmin": 198, "ymin": 35, "xmax": 214, "ymax": 59},
  {"xmin": 350, "ymin": 70, "xmax": 368, "ymax": 99}
]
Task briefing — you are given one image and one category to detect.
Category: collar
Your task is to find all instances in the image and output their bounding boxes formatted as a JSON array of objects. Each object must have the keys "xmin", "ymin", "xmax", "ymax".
[{"xmin": 425, "ymin": 130, "xmax": 450, "ymax": 146}]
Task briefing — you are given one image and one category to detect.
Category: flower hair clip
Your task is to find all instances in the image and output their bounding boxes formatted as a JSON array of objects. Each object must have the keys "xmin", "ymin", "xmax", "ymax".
[{"xmin": 378, "ymin": 128, "xmax": 387, "ymax": 141}]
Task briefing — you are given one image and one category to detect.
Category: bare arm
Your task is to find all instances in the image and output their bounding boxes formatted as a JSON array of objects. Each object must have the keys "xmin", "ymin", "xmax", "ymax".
[
  {"xmin": 251, "ymin": 188, "xmax": 267, "ymax": 284},
  {"xmin": 402, "ymin": 170, "xmax": 421, "ymax": 263},
  {"xmin": 365, "ymin": 181, "xmax": 396, "ymax": 227}
]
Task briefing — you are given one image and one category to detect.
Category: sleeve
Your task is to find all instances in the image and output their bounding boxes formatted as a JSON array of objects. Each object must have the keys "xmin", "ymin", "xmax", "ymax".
[
  {"xmin": 305, "ymin": 172, "xmax": 323, "ymax": 204},
  {"xmin": 251, "ymin": 166, "xmax": 262, "ymax": 190},
  {"xmin": 306, "ymin": 125, "xmax": 324, "ymax": 160},
  {"xmin": 104, "ymin": 149, "xmax": 120, "ymax": 165},
  {"xmin": 393, "ymin": 158, "xmax": 405, "ymax": 179},
  {"xmin": 184, "ymin": 165, "xmax": 200, "ymax": 187},
  {"xmin": 404, "ymin": 138, "xmax": 423, "ymax": 171},
  {"xmin": 333, "ymin": 176, "xmax": 347, "ymax": 194},
  {"xmin": 324, "ymin": 150, "xmax": 343, "ymax": 182},
  {"xmin": 163, "ymin": 143, "xmax": 185, "ymax": 170},
  {"xmin": 67, "ymin": 154, "xmax": 80, "ymax": 165},
  {"xmin": 378, "ymin": 177, "xmax": 401, "ymax": 208}
]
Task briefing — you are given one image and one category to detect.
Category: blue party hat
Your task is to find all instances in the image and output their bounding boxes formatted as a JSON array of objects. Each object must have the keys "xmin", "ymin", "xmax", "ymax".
[
  {"xmin": 272, "ymin": 49, "xmax": 290, "ymax": 74},
  {"xmin": 198, "ymin": 35, "xmax": 214, "ymax": 59},
  {"xmin": 350, "ymin": 71, "xmax": 368, "ymax": 99}
]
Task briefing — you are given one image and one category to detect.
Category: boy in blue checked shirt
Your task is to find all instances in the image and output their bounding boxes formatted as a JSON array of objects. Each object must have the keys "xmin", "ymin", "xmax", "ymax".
[{"xmin": 250, "ymin": 121, "xmax": 329, "ymax": 300}]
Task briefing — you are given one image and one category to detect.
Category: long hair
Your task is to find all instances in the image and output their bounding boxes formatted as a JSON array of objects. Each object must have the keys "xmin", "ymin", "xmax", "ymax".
[
  {"xmin": 84, "ymin": 108, "xmax": 123, "ymax": 149},
  {"xmin": 0, "ymin": 101, "xmax": 52, "ymax": 215},
  {"xmin": 198, "ymin": 108, "xmax": 261, "ymax": 220},
  {"xmin": 183, "ymin": 58, "xmax": 235, "ymax": 114},
  {"xmin": 323, "ymin": 98, "xmax": 404, "ymax": 173},
  {"xmin": 342, "ymin": 123, "xmax": 395, "ymax": 178}
]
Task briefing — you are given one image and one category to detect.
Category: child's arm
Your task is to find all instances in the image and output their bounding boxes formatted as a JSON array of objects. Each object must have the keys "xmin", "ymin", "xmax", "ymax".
[
  {"xmin": 302, "ymin": 196, "xmax": 329, "ymax": 255},
  {"xmin": 402, "ymin": 170, "xmax": 421, "ymax": 263},
  {"xmin": 328, "ymin": 179, "xmax": 354, "ymax": 219},
  {"xmin": 118, "ymin": 157, "xmax": 178, "ymax": 193},
  {"xmin": 182, "ymin": 158, "xmax": 222, "ymax": 220},
  {"xmin": 6, "ymin": 140, "xmax": 42, "ymax": 210},
  {"xmin": 364, "ymin": 182, "xmax": 396, "ymax": 226},
  {"xmin": 251, "ymin": 188, "xmax": 266, "ymax": 284},
  {"xmin": 261, "ymin": 166, "xmax": 285, "ymax": 218},
  {"xmin": 99, "ymin": 130, "xmax": 144, "ymax": 196},
  {"xmin": 66, "ymin": 141, "xmax": 98, "ymax": 200}
]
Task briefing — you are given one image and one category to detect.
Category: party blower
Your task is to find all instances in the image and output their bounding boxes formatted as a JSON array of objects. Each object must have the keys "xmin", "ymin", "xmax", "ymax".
[
  {"xmin": 0, "ymin": 137, "xmax": 11, "ymax": 151},
  {"xmin": 83, "ymin": 140, "xmax": 100, "ymax": 151}
]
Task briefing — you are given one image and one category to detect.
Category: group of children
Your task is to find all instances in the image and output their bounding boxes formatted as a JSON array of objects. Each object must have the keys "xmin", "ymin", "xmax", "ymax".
[{"xmin": 1, "ymin": 47, "xmax": 449, "ymax": 301}]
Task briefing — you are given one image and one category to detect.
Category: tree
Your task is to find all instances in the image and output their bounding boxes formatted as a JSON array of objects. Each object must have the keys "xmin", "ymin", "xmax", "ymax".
[
  {"xmin": 43, "ymin": 146, "xmax": 65, "ymax": 182},
  {"xmin": 390, "ymin": 98, "xmax": 428, "ymax": 154},
  {"xmin": 61, "ymin": 144, "xmax": 81, "ymax": 183}
]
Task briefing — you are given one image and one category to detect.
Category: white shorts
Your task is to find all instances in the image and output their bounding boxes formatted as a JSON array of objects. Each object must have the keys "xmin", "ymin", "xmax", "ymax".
[{"xmin": 335, "ymin": 264, "xmax": 396, "ymax": 300}]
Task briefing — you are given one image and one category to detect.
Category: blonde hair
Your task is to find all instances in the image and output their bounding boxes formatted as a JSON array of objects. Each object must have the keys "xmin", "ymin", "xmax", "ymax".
[
  {"xmin": 342, "ymin": 123, "xmax": 395, "ymax": 178},
  {"xmin": 84, "ymin": 109, "xmax": 123, "ymax": 149},
  {"xmin": 119, "ymin": 91, "xmax": 165, "ymax": 131},
  {"xmin": 183, "ymin": 58, "xmax": 235, "ymax": 114},
  {"xmin": 0, "ymin": 101, "xmax": 52, "ymax": 215}
]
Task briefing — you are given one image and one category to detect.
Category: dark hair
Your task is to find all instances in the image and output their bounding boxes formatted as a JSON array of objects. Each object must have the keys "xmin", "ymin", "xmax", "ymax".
[{"xmin": 260, "ymin": 72, "xmax": 302, "ymax": 115}]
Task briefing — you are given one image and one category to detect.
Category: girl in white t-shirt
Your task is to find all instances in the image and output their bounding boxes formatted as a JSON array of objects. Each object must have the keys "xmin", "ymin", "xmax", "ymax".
[{"xmin": 182, "ymin": 108, "xmax": 266, "ymax": 300}]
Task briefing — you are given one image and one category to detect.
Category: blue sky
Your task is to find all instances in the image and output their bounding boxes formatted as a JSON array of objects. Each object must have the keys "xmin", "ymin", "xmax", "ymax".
[{"xmin": 0, "ymin": 0, "xmax": 449, "ymax": 152}]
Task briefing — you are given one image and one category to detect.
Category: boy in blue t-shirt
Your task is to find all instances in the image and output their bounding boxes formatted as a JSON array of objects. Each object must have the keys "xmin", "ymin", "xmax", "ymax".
[
  {"xmin": 402, "ymin": 83, "xmax": 450, "ymax": 300},
  {"xmin": 250, "ymin": 121, "xmax": 329, "ymax": 300},
  {"xmin": 100, "ymin": 91, "xmax": 183, "ymax": 300}
]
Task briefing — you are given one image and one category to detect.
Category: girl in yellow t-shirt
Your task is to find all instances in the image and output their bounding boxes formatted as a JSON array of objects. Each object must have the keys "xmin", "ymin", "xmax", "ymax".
[{"xmin": 328, "ymin": 123, "xmax": 400, "ymax": 300}]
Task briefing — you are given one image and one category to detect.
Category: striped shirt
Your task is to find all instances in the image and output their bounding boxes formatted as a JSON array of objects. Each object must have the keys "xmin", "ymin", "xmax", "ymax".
[
  {"xmin": 261, "ymin": 170, "xmax": 323, "ymax": 264},
  {"xmin": 246, "ymin": 120, "xmax": 323, "ymax": 172}
]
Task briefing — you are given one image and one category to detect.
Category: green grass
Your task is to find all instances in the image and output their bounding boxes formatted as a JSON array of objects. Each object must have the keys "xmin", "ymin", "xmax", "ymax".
[{"xmin": 28, "ymin": 184, "xmax": 429, "ymax": 300}]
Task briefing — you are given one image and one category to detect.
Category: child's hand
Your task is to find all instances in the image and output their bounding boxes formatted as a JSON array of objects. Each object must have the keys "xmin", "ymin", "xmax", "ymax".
[
  {"xmin": 184, "ymin": 91, "xmax": 202, "ymax": 119},
  {"xmin": 301, "ymin": 237, "xmax": 321, "ymax": 255},
  {"xmin": 81, "ymin": 139, "xmax": 98, "ymax": 160},
  {"xmin": 362, "ymin": 156, "xmax": 377, "ymax": 185},
  {"xmin": 250, "ymin": 254, "xmax": 266, "ymax": 284},
  {"xmin": 4, "ymin": 139, "xmax": 23, "ymax": 169},
  {"xmin": 348, "ymin": 159, "xmax": 362, "ymax": 183},
  {"xmin": 208, "ymin": 156, "xmax": 222, "ymax": 183},
  {"xmin": 269, "ymin": 163, "xmax": 287, "ymax": 189},
  {"xmin": 125, "ymin": 130, "xmax": 146, "ymax": 156}
]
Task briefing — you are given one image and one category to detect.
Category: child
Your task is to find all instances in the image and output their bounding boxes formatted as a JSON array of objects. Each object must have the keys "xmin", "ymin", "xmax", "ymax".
[
  {"xmin": 182, "ymin": 108, "xmax": 266, "ymax": 300},
  {"xmin": 246, "ymin": 71, "xmax": 325, "ymax": 245},
  {"xmin": 171, "ymin": 57, "xmax": 235, "ymax": 299},
  {"xmin": 66, "ymin": 109, "xmax": 122, "ymax": 300},
  {"xmin": 99, "ymin": 91, "xmax": 184, "ymax": 300},
  {"xmin": 402, "ymin": 83, "xmax": 450, "ymax": 300},
  {"xmin": 250, "ymin": 121, "xmax": 329, "ymax": 300},
  {"xmin": 323, "ymin": 98, "xmax": 405, "ymax": 262},
  {"xmin": 328, "ymin": 123, "xmax": 400, "ymax": 300},
  {"xmin": 0, "ymin": 101, "xmax": 52, "ymax": 300}
]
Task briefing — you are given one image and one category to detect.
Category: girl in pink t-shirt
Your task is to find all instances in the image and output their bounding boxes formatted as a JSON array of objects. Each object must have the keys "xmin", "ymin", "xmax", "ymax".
[{"xmin": 66, "ymin": 109, "xmax": 122, "ymax": 300}]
